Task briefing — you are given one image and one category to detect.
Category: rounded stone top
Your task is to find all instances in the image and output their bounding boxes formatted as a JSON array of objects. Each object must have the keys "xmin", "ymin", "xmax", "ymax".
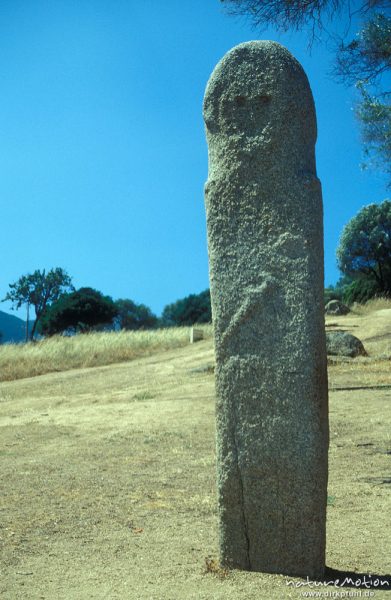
[{"xmin": 203, "ymin": 40, "xmax": 316, "ymax": 146}]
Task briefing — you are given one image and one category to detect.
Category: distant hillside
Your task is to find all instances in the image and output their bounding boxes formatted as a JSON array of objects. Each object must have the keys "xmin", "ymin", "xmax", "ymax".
[{"xmin": 0, "ymin": 310, "xmax": 26, "ymax": 343}]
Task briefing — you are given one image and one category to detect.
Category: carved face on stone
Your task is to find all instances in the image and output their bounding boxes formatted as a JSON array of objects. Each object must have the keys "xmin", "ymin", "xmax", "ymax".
[{"xmin": 203, "ymin": 41, "xmax": 317, "ymax": 151}]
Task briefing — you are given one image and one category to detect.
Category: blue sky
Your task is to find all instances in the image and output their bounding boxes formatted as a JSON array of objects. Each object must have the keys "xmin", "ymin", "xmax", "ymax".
[{"xmin": 1, "ymin": 1, "xmax": 388, "ymax": 318}]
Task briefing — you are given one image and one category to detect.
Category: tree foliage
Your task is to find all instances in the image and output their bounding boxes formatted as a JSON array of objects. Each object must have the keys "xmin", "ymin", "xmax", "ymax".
[
  {"xmin": 115, "ymin": 299, "xmax": 158, "ymax": 330},
  {"xmin": 220, "ymin": 0, "xmax": 388, "ymax": 37},
  {"xmin": 341, "ymin": 275, "xmax": 382, "ymax": 304},
  {"xmin": 221, "ymin": 0, "xmax": 343, "ymax": 37},
  {"xmin": 335, "ymin": 13, "xmax": 391, "ymax": 85},
  {"xmin": 324, "ymin": 284, "xmax": 343, "ymax": 304},
  {"xmin": 3, "ymin": 267, "xmax": 73, "ymax": 340},
  {"xmin": 39, "ymin": 287, "xmax": 118, "ymax": 336},
  {"xmin": 335, "ymin": 13, "xmax": 391, "ymax": 181},
  {"xmin": 161, "ymin": 289, "xmax": 211, "ymax": 327},
  {"xmin": 356, "ymin": 83, "xmax": 391, "ymax": 182},
  {"xmin": 336, "ymin": 199, "xmax": 391, "ymax": 295}
]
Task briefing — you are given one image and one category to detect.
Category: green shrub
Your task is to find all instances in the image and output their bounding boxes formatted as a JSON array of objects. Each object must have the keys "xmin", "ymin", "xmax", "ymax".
[{"xmin": 342, "ymin": 277, "xmax": 383, "ymax": 305}]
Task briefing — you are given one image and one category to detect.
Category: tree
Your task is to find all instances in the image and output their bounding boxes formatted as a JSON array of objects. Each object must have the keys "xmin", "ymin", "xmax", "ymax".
[
  {"xmin": 161, "ymin": 289, "xmax": 211, "ymax": 327},
  {"xmin": 39, "ymin": 287, "xmax": 118, "ymax": 336},
  {"xmin": 336, "ymin": 199, "xmax": 391, "ymax": 297},
  {"xmin": 3, "ymin": 268, "xmax": 74, "ymax": 341},
  {"xmin": 335, "ymin": 13, "xmax": 391, "ymax": 182},
  {"xmin": 115, "ymin": 299, "xmax": 158, "ymax": 330},
  {"xmin": 220, "ymin": 0, "xmax": 391, "ymax": 40},
  {"xmin": 341, "ymin": 276, "xmax": 381, "ymax": 304},
  {"xmin": 221, "ymin": 0, "xmax": 349, "ymax": 36},
  {"xmin": 220, "ymin": 0, "xmax": 391, "ymax": 184},
  {"xmin": 335, "ymin": 13, "xmax": 391, "ymax": 86},
  {"xmin": 355, "ymin": 83, "xmax": 391, "ymax": 184}
]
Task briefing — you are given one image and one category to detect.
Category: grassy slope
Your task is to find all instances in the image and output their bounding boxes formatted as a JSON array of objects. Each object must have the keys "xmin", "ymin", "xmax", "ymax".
[
  {"xmin": 0, "ymin": 324, "xmax": 213, "ymax": 382},
  {"xmin": 0, "ymin": 302, "xmax": 390, "ymax": 599},
  {"xmin": 1, "ymin": 298, "xmax": 390, "ymax": 384}
]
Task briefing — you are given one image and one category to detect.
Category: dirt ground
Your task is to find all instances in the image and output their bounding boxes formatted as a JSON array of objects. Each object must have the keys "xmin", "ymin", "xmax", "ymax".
[{"xmin": 1, "ymin": 311, "xmax": 390, "ymax": 599}]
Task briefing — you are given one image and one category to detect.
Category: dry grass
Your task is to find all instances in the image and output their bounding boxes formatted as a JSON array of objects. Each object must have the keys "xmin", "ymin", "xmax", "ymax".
[
  {"xmin": 0, "ymin": 324, "xmax": 213, "ymax": 382},
  {"xmin": 325, "ymin": 302, "xmax": 391, "ymax": 393},
  {"xmin": 1, "ymin": 297, "xmax": 389, "ymax": 385},
  {"xmin": 0, "ymin": 304, "xmax": 390, "ymax": 598},
  {"xmin": 350, "ymin": 296, "xmax": 391, "ymax": 315},
  {"xmin": 1, "ymin": 336, "xmax": 390, "ymax": 599},
  {"xmin": 203, "ymin": 556, "xmax": 229, "ymax": 579}
]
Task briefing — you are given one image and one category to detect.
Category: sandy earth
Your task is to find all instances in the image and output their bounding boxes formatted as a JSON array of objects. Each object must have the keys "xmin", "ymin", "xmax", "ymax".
[{"xmin": 0, "ymin": 311, "xmax": 390, "ymax": 599}]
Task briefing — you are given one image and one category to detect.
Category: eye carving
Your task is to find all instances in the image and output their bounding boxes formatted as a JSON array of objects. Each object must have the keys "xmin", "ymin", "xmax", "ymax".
[
  {"xmin": 234, "ymin": 95, "xmax": 271, "ymax": 109},
  {"xmin": 256, "ymin": 95, "xmax": 271, "ymax": 107}
]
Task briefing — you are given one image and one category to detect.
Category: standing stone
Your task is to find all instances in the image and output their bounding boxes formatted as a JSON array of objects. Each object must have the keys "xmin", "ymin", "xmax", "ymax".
[{"xmin": 203, "ymin": 41, "xmax": 329, "ymax": 578}]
